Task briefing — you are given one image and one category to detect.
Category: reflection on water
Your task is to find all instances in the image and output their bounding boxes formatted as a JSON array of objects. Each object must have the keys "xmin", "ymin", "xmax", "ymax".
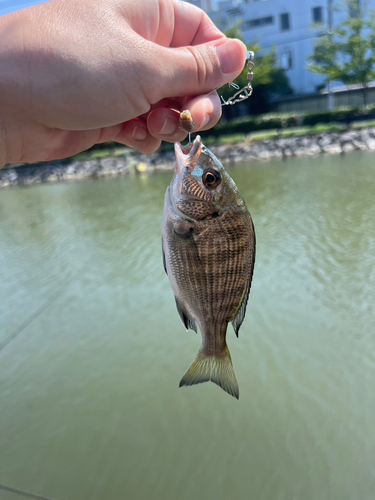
[{"xmin": 1, "ymin": 151, "xmax": 375, "ymax": 500}]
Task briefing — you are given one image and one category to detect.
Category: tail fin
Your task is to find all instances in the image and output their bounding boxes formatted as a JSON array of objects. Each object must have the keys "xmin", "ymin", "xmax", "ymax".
[{"xmin": 179, "ymin": 347, "xmax": 239, "ymax": 399}]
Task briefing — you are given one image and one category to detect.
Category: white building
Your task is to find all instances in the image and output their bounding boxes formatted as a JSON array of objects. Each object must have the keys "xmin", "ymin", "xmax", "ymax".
[{"xmin": 190, "ymin": 0, "xmax": 375, "ymax": 95}]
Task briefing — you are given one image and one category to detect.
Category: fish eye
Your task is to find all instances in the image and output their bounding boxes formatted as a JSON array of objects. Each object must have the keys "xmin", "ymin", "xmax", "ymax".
[{"xmin": 202, "ymin": 168, "xmax": 221, "ymax": 189}]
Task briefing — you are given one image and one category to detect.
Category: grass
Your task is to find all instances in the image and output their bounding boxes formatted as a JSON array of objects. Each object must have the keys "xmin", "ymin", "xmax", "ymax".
[
  {"xmin": 218, "ymin": 134, "xmax": 246, "ymax": 144},
  {"xmin": 352, "ymin": 119, "xmax": 375, "ymax": 129}
]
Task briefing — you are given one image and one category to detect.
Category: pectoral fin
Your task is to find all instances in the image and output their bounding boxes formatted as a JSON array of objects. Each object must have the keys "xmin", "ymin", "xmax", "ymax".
[{"xmin": 175, "ymin": 297, "xmax": 197, "ymax": 333}]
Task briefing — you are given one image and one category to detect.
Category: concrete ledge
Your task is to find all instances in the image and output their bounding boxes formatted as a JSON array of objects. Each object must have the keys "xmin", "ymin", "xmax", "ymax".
[{"xmin": 1, "ymin": 128, "xmax": 375, "ymax": 189}]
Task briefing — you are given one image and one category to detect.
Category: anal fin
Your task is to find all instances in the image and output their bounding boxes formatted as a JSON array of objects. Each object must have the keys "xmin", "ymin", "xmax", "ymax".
[
  {"xmin": 231, "ymin": 284, "xmax": 250, "ymax": 338},
  {"xmin": 162, "ymin": 239, "xmax": 168, "ymax": 275}
]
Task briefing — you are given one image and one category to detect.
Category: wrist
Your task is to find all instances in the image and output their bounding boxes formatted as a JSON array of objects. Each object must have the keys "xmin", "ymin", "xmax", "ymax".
[
  {"xmin": 0, "ymin": 16, "xmax": 9, "ymax": 167},
  {"xmin": 0, "ymin": 120, "xmax": 6, "ymax": 168},
  {"xmin": 0, "ymin": 11, "xmax": 28, "ymax": 166}
]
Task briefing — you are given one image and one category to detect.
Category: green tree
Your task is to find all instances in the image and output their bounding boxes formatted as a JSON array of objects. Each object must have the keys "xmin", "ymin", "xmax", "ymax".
[
  {"xmin": 308, "ymin": 0, "xmax": 375, "ymax": 106},
  {"xmin": 221, "ymin": 24, "xmax": 292, "ymax": 115}
]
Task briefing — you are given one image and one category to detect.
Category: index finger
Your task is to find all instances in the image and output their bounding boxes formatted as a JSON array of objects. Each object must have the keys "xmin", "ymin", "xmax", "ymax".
[{"xmin": 171, "ymin": 1, "xmax": 226, "ymax": 47}]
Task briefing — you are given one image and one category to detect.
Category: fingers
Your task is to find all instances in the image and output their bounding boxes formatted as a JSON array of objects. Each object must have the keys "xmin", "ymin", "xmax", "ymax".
[
  {"xmin": 148, "ymin": 38, "xmax": 247, "ymax": 104},
  {"xmin": 146, "ymin": 92, "xmax": 221, "ymax": 143},
  {"xmin": 114, "ymin": 119, "xmax": 162, "ymax": 154},
  {"xmin": 105, "ymin": 92, "xmax": 221, "ymax": 152},
  {"xmin": 183, "ymin": 92, "xmax": 222, "ymax": 132},
  {"xmin": 171, "ymin": 2, "xmax": 224, "ymax": 47},
  {"xmin": 117, "ymin": 0, "xmax": 224, "ymax": 48},
  {"xmin": 147, "ymin": 109, "xmax": 187, "ymax": 144}
]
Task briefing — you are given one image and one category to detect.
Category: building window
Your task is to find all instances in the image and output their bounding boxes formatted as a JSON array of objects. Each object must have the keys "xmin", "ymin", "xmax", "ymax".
[
  {"xmin": 281, "ymin": 51, "xmax": 293, "ymax": 70},
  {"xmin": 245, "ymin": 16, "xmax": 274, "ymax": 29},
  {"xmin": 280, "ymin": 13, "xmax": 290, "ymax": 31},
  {"xmin": 228, "ymin": 7, "xmax": 243, "ymax": 17},
  {"xmin": 312, "ymin": 6, "xmax": 323, "ymax": 23}
]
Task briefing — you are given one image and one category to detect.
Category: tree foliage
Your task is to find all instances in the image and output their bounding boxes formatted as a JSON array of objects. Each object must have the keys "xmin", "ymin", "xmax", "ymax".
[
  {"xmin": 308, "ymin": 0, "xmax": 375, "ymax": 105},
  {"xmin": 220, "ymin": 24, "xmax": 292, "ymax": 116}
]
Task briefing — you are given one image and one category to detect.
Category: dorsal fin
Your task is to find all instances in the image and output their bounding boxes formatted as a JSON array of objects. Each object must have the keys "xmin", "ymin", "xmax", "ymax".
[{"xmin": 175, "ymin": 297, "xmax": 197, "ymax": 333}]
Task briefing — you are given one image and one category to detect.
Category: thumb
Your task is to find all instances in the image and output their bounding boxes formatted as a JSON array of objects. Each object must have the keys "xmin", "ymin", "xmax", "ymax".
[{"xmin": 150, "ymin": 38, "xmax": 247, "ymax": 101}]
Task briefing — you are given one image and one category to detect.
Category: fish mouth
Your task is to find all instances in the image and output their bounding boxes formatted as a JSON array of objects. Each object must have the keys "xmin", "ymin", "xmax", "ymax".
[
  {"xmin": 170, "ymin": 135, "xmax": 202, "ymax": 220},
  {"xmin": 175, "ymin": 135, "xmax": 202, "ymax": 170}
]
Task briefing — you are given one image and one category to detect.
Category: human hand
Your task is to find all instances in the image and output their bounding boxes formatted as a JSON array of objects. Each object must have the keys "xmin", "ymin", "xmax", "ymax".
[{"xmin": 0, "ymin": 0, "xmax": 247, "ymax": 166}]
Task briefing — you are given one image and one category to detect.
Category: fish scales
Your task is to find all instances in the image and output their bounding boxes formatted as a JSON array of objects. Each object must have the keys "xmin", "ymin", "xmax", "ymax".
[
  {"xmin": 195, "ymin": 210, "xmax": 250, "ymax": 322},
  {"xmin": 162, "ymin": 135, "xmax": 255, "ymax": 399}
]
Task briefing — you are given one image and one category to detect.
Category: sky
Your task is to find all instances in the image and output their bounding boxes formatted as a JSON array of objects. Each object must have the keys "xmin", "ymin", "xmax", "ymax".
[{"xmin": 0, "ymin": 0, "xmax": 49, "ymax": 16}]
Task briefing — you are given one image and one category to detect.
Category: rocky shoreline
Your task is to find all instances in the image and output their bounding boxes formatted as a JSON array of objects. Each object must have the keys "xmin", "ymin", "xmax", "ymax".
[{"xmin": 1, "ymin": 127, "xmax": 375, "ymax": 188}]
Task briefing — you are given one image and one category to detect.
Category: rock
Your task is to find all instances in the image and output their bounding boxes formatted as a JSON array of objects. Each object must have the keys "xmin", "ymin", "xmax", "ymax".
[{"xmin": 1, "ymin": 127, "xmax": 375, "ymax": 188}]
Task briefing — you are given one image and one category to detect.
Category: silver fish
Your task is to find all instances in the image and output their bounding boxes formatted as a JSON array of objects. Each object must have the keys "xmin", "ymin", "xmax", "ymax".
[{"xmin": 162, "ymin": 136, "xmax": 256, "ymax": 399}]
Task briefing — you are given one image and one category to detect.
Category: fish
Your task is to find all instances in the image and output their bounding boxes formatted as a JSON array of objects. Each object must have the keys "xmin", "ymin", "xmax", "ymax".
[{"xmin": 161, "ymin": 135, "xmax": 256, "ymax": 399}]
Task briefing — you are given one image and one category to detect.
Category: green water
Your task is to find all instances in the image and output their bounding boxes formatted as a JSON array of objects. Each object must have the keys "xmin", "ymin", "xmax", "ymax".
[{"xmin": 1, "ymin": 151, "xmax": 375, "ymax": 500}]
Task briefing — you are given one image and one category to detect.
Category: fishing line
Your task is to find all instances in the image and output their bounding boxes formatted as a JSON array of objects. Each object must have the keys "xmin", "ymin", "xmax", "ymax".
[{"xmin": 0, "ymin": 284, "xmax": 71, "ymax": 352}]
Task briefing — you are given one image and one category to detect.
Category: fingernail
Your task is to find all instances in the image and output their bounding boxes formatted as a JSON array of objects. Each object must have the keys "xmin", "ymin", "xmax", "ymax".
[
  {"xmin": 159, "ymin": 116, "xmax": 177, "ymax": 135},
  {"xmin": 216, "ymin": 39, "xmax": 246, "ymax": 76},
  {"xmin": 201, "ymin": 114, "xmax": 210, "ymax": 129},
  {"xmin": 132, "ymin": 125, "xmax": 147, "ymax": 141}
]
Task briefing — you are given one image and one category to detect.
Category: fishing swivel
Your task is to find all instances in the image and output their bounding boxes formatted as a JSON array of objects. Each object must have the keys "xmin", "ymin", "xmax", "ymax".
[
  {"xmin": 220, "ymin": 50, "xmax": 255, "ymax": 106},
  {"xmin": 180, "ymin": 50, "xmax": 255, "ymax": 143}
]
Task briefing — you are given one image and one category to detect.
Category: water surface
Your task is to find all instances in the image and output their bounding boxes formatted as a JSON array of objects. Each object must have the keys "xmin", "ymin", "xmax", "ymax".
[{"xmin": 1, "ymin": 151, "xmax": 375, "ymax": 500}]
